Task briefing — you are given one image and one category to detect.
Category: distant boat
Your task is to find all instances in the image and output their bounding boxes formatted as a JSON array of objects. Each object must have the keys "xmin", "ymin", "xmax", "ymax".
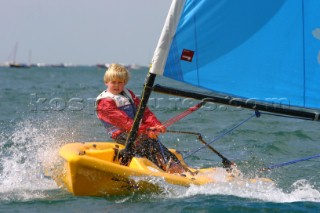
[
  {"xmin": 50, "ymin": 63, "xmax": 76, "ymax": 68},
  {"xmin": 128, "ymin": 64, "xmax": 144, "ymax": 70},
  {"xmin": 8, "ymin": 43, "xmax": 30, "ymax": 68},
  {"xmin": 50, "ymin": 63, "xmax": 66, "ymax": 68},
  {"xmin": 96, "ymin": 63, "xmax": 109, "ymax": 69},
  {"xmin": 9, "ymin": 63, "xmax": 30, "ymax": 68}
]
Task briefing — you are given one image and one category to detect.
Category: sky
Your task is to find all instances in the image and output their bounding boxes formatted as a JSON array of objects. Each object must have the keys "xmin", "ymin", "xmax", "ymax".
[{"xmin": 0, "ymin": 0, "xmax": 172, "ymax": 66}]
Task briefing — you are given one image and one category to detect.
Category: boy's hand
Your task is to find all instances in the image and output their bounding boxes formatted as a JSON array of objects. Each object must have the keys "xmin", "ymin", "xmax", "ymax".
[{"xmin": 147, "ymin": 125, "xmax": 167, "ymax": 139}]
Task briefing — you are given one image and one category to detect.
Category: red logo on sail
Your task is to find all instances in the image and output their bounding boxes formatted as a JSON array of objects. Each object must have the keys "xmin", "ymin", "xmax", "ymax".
[{"xmin": 180, "ymin": 49, "xmax": 195, "ymax": 62}]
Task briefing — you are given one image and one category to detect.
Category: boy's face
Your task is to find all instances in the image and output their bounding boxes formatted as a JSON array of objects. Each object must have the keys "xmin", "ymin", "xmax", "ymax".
[{"xmin": 106, "ymin": 78, "xmax": 126, "ymax": 95}]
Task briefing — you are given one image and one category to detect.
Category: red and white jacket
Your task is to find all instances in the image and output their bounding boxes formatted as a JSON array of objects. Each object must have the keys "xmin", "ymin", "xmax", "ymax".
[{"xmin": 96, "ymin": 88, "xmax": 161, "ymax": 139}]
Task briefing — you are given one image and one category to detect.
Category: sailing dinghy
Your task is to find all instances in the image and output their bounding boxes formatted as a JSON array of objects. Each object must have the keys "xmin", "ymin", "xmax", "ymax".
[
  {"xmin": 53, "ymin": 0, "xmax": 320, "ymax": 196},
  {"xmin": 56, "ymin": 142, "xmax": 260, "ymax": 196}
]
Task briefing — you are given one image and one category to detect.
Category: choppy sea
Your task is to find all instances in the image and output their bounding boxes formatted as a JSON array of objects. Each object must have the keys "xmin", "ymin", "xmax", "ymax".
[{"xmin": 0, "ymin": 66, "xmax": 319, "ymax": 212}]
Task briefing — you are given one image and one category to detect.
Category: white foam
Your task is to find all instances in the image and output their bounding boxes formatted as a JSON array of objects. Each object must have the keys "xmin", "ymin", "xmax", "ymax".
[
  {"xmin": 0, "ymin": 119, "xmax": 71, "ymax": 201},
  {"xmin": 165, "ymin": 172, "xmax": 320, "ymax": 203}
]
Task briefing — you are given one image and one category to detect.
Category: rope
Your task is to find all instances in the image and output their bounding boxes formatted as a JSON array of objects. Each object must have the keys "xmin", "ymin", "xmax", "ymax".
[
  {"xmin": 183, "ymin": 112, "xmax": 258, "ymax": 160},
  {"xmin": 162, "ymin": 101, "xmax": 206, "ymax": 127},
  {"xmin": 255, "ymin": 111, "xmax": 320, "ymax": 171},
  {"xmin": 260, "ymin": 153, "xmax": 320, "ymax": 171}
]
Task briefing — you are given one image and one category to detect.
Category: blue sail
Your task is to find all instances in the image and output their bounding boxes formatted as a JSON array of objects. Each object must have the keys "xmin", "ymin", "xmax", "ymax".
[{"xmin": 151, "ymin": 0, "xmax": 320, "ymax": 110}]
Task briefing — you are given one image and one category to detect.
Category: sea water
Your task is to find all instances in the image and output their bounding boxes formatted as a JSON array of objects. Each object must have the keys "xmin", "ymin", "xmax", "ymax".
[{"xmin": 0, "ymin": 66, "xmax": 319, "ymax": 212}]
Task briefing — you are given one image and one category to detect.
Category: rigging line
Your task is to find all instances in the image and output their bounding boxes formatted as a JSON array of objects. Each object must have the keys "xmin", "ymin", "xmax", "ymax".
[
  {"xmin": 162, "ymin": 101, "xmax": 206, "ymax": 127},
  {"xmin": 163, "ymin": 111, "xmax": 191, "ymax": 126},
  {"xmin": 260, "ymin": 153, "xmax": 320, "ymax": 171},
  {"xmin": 183, "ymin": 111, "xmax": 259, "ymax": 160},
  {"xmin": 167, "ymin": 130, "xmax": 234, "ymax": 168}
]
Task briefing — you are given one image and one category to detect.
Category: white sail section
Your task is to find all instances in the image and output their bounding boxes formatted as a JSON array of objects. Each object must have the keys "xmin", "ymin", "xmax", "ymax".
[{"xmin": 149, "ymin": 0, "xmax": 185, "ymax": 75}]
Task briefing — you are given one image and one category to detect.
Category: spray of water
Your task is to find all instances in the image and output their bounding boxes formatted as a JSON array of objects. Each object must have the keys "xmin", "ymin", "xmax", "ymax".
[
  {"xmin": 0, "ymin": 117, "xmax": 77, "ymax": 202},
  {"xmin": 114, "ymin": 166, "xmax": 320, "ymax": 203},
  {"xmin": 161, "ymin": 170, "xmax": 320, "ymax": 203}
]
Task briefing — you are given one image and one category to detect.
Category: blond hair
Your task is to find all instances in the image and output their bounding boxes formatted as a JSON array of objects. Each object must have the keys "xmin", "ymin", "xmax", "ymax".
[{"xmin": 104, "ymin": 64, "xmax": 130, "ymax": 83}]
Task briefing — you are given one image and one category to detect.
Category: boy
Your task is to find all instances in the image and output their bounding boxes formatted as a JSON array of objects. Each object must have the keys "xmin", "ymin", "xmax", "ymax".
[{"xmin": 96, "ymin": 63, "xmax": 185, "ymax": 173}]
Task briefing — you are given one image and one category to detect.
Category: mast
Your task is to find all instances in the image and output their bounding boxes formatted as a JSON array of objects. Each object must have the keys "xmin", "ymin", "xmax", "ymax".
[
  {"xmin": 12, "ymin": 42, "xmax": 18, "ymax": 64},
  {"xmin": 120, "ymin": 73, "xmax": 156, "ymax": 165},
  {"xmin": 28, "ymin": 50, "xmax": 32, "ymax": 66}
]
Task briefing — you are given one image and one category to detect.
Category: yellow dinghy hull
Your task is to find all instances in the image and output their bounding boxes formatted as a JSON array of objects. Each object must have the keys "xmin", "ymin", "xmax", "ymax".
[{"xmin": 53, "ymin": 142, "xmax": 272, "ymax": 196}]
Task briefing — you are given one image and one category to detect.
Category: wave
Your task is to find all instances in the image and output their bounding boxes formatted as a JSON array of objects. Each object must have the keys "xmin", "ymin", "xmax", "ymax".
[{"xmin": 0, "ymin": 116, "xmax": 319, "ymax": 204}]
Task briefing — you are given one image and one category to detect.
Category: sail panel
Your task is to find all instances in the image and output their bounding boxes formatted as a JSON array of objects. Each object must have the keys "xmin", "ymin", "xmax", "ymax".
[{"xmin": 152, "ymin": 0, "xmax": 320, "ymax": 110}]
